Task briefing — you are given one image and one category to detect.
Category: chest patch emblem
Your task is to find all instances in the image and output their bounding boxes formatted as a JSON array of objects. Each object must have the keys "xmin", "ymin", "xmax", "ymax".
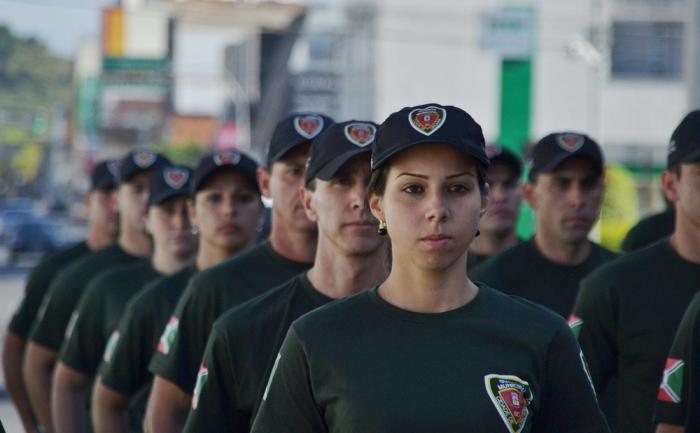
[
  {"xmin": 484, "ymin": 374, "xmax": 532, "ymax": 433},
  {"xmin": 408, "ymin": 106, "xmax": 446, "ymax": 136}
]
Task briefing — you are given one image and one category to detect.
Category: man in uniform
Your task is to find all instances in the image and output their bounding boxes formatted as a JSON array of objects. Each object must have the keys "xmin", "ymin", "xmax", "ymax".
[
  {"xmin": 2, "ymin": 159, "xmax": 120, "ymax": 433},
  {"xmin": 90, "ymin": 150, "xmax": 262, "ymax": 433},
  {"xmin": 181, "ymin": 121, "xmax": 388, "ymax": 433},
  {"xmin": 472, "ymin": 132, "xmax": 615, "ymax": 318},
  {"xmin": 144, "ymin": 113, "xmax": 332, "ymax": 433},
  {"xmin": 467, "ymin": 145, "xmax": 523, "ymax": 270},
  {"xmin": 573, "ymin": 110, "xmax": 700, "ymax": 433},
  {"xmin": 23, "ymin": 150, "xmax": 168, "ymax": 433},
  {"xmin": 52, "ymin": 164, "xmax": 197, "ymax": 433}
]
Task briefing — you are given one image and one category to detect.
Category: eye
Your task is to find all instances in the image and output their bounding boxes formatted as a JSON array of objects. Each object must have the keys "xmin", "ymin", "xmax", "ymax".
[
  {"xmin": 330, "ymin": 175, "xmax": 352, "ymax": 186},
  {"xmin": 206, "ymin": 192, "xmax": 223, "ymax": 204},
  {"xmin": 287, "ymin": 166, "xmax": 303, "ymax": 177},
  {"xmin": 555, "ymin": 178, "xmax": 569, "ymax": 190},
  {"xmin": 401, "ymin": 184, "xmax": 424, "ymax": 194},
  {"xmin": 235, "ymin": 192, "xmax": 257, "ymax": 204},
  {"xmin": 447, "ymin": 183, "xmax": 469, "ymax": 194}
]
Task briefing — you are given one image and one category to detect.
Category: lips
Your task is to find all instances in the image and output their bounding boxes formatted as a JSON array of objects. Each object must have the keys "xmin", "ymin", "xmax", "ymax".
[
  {"xmin": 421, "ymin": 234, "xmax": 451, "ymax": 241},
  {"xmin": 218, "ymin": 223, "xmax": 241, "ymax": 234}
]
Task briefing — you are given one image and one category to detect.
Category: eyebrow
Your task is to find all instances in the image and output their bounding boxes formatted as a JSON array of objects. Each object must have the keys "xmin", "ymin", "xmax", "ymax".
[{"xmin": 395, "ymin": 171, "xmax": 475, "ymax": 179}]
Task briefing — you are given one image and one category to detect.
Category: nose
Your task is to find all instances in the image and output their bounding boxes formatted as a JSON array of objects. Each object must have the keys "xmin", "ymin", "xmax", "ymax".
[
  {"xmin": 223, "ymin": 195, "xmax": 237, "ymax": 217},
  {"xmin": 175, "ymin": 206, "xmax": 191, "ymax": 231},
  {"xmin": 426, "ymin": 191, "xmax": 449, "ymax": 223},
  {"xmin": 350, "ymin": 183, "xmax": 368, "ymax": 211},
  {"xmin": 566, "ymin": 182, "xmax": 585, "ymax": 208}
]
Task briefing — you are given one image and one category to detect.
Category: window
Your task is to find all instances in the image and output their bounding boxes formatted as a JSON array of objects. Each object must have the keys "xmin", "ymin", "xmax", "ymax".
[{"xmin": 611, "ymin": 20, "xmax": 684, "ymax": 79}]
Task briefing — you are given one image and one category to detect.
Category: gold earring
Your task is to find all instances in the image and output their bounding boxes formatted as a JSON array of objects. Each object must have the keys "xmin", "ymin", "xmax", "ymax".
[{"xmin": 377, "ymin": 220, "xmax": 387, "ymax": 236}]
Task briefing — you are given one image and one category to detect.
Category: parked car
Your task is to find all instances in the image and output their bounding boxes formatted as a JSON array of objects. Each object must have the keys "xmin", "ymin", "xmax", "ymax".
[
  {"xmin": 0, "ymin": 209, "xmax": 38, "ymax": 244},
  {"xmin": 7, "ymin": 220, "xmax": 63, "ymax": 264}
]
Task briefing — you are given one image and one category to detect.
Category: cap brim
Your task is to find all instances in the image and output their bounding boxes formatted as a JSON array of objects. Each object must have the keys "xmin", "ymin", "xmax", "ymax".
[
  {"xmin": 267, "ymin": 139, "xmax": 311, "ymax": 165},
  {"xmin": 306, "ymin": 148, "xmax": 371, "ymax": 186},
  {"xmin": 91, "ymin": 180, "xmax": 117, "ymax": 191},
  {"xmin": 372, "ymin": 138, "xmax": 490, "ymax": 171},
  {"xmin": 193, "ymin": 165, "xmax": 259, "ymax": 194},
  {"xmin": 680, "ymin": 147, "xmax": 700, "ymax": 164},
  {"xmin": 148, "ymin": 191, "xmax": 190, "ymax": 208},
  {"xmin": 538, "ymin": 149, "xmax": 603, "ymax": 174}
]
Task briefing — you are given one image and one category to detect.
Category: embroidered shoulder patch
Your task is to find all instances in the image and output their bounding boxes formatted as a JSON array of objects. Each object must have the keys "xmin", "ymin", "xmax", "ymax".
[
  {"xmin": 157, "ymin": 316, "xmax": 179, "ymax": 355},
  {"xmin": 658, "ymin": 358, "xmax": 684, "ymax": 403}
]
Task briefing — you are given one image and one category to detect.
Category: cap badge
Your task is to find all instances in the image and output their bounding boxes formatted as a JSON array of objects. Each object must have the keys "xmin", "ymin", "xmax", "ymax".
[
  {"xmin": 408, "ymin": 106, "xmax": 447, "ymax": 136},
  {"xmin": 344, "ymin": 123, "xmax": 376, "ymax": 147},
  {"xmin": 213, "ymin": 151, "xmax": 241, "ymax": 166},
  {"xmin": 164, "ymin": 168, "xmax": 189, "ymax": 190},
  {"xmin": 294, "ymin": 115, "xmax": 324, "ymax": 139},
  {"xmin": 107, "ymin": 161, "xmax": 122, "ymax": 178},
  {"xmin": 486, "ymin": 145, "xmax": 502, "ymax": 158},
  {"xmin": 133, "ymin": 151, "xmax": 157, "ymax": 168},
  {"xmin": 484, "ymin": 374, "xmax": 532, "ymax": 433},
  {"xmin": 556, "ymin": 134, "xmax": 584, "ymax": 152}
]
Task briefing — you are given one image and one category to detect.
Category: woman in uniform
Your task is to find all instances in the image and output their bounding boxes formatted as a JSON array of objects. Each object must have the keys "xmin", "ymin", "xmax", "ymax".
[{"xmin": 250, "ymin": 103, "xmax": 609, "ymax": 433}]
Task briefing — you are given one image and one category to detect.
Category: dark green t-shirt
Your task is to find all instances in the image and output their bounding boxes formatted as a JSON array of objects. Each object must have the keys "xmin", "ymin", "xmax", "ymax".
[
  {"xmin": 620, "ymin": 209, "xmax": 675, "ymax": 253},
  {"xmin": 58, "ymin": 260, "xmax": 160, "ymax": 376},
  {"xmin": 28, "ymin": 244, "xmax": 141, "ymax": 351},
  {"xmin": 8, "ymin": 240, "xmax": 90, "ymax": 339},
  {"xmin": 98, "ymin": 265, "xmax": 196, "ymax": 432},
  {"xmin": 654, "ymin": 290, "xmax": 700, "ymax": 428},
  {"xmin": 252, "ymin": 284, "xmax": 609, "ymax": 433},
  {"xmin": 183, "ymin": 273, "xmax": 332, "ymax": 433},
  {"xmin": 572, "ymin": 239, "xmax": 700, "ymax": 433},
  {"xmin": 149, "ymin": 241, "xmax": 311, "ymax": 394},
  {"xmin": 471, "ymin": 238, "xmax": 616, "ymax": 317}
]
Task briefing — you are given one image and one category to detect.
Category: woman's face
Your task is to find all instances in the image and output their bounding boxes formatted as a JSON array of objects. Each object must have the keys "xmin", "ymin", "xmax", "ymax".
[
  {"xmin": 370, "ymin": 143, "xmax": 486, "ymax": 272},
  {"xmin": 191, "ymin": 171, "xmax": 263, "ymax": 254}
]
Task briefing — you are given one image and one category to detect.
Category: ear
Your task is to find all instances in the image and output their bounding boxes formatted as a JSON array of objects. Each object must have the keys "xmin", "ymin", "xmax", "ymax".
[
  {"xmin": 522, "ymin": 181, "xmax": 537, "ymax": 210},
  {"xmin": 187, "ymin": 198, "xmax": 197, "ymax": 226},
  {"xmin": 369, "ymin": 193, "xmax": 384, "ymax": 223},
  {"xmin": 661, "ymin": 169, "xmax": 680, "ymax": 204},
  {"xmin": 480, "ymin": 182, "xmax": 490, "ymax": 217},
  {"xmin": 257, "ymin": 167, "xmax": 272, "ymax": 200},
  {"xmin": 142, "ymin": 211, "xmax": 152, "ymax": 235},
  {"xmin": 300, "ymin": 186, "xmax": 318, "ymax": 222}
]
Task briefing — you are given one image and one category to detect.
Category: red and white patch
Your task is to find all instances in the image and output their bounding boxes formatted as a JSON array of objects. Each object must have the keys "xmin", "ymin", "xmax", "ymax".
[
  {"xmin": 294, "ymin": 115, "xmax": 325, "ymax": 139},
  {"xmin": 555, "ymin": 134, "xmax": 584, "ymax": 152},
  {"xmin": 485, "ymin": 374, "xmax": 532, "ymax": 433},
  {"xmin": 658, "ymin": 357, "xmax": 684, "ymax": 403},
  {"xmin": 213, "ymin": 151, "xmax": 241, "ymax": 166},
  {"xmin": 107, "ymin": 161, "xmax": 122, "ymax": 178},
  {"xmin": 133, "ymin": 151, "xmax": 157, "ymax": 168},
  {"xmin": 163, "ymin": 168, "xmax": 189, "ymax": 190},
  {"xmin": 408, "ymin": 106, "xmax": 447, "ymax": 136},
  {"xmin": 344, "ymin": 122, "xmax": 376, "ymax": 147}
]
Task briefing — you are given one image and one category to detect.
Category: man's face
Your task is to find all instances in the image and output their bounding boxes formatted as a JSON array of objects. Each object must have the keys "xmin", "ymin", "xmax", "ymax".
[
  {"xmin": 117, "ymin": 171, "xmax": 152, "ymax": 234},
  {"xmin": 664, "ymin": 161, "xmax": 700, "ymax": 231},
  {"xmin": 481, "ymin": 161, "xmax": 522, "ymax": 236},
  {"xmin": 303, "ymin": 154, "xmax": 383, "ymax": 257},
  {"xmin": 266, "ymin": 144, "xmax": 316, "ymax": 234},
  {"xmin": 87, "ymin": 188, "xmax": 120, "ymax": 239},
  {"xmin": 527, "ymin": 157, "xmax": 604, "ymax": 245}
]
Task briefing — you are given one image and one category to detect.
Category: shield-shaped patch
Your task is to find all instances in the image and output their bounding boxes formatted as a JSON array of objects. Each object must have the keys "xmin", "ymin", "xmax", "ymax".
[
  {"xmin": 133, "ymin": 151, "xmax": 157, "ymax": 168},
  {"xmin": 107, "ymin": 161, "xmax": 122, "ymax": 178},
  {"xmin": 213, "ymin": 151, "xmax": 241, "ymax": 166},
  {"xmin": 408, "ymin": 106, "xmax": 447, "ymax": 136},
  {"xmin": 164, "ymin": 168, "xmax": 189, "ymax": 190},
  {"xmin": 344, "ymin": 122, "xmax": 376, "ymax": 147},
  {"xmin": 556, "ymin": 134, "xmax": 584, "ymax": 152},
  {"xmin": 484, "ymin": 374, "xmax": 532, "ymax": 433},
  {"xmin": 294, "ymin": 115, "xmax": 325, "ymax": 139}
]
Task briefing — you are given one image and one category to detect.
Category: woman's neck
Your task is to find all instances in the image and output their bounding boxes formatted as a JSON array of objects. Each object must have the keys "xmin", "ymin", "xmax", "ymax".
[{"xmin": 379, "ymin": 254, "xmax": 478, "ymax": 313}]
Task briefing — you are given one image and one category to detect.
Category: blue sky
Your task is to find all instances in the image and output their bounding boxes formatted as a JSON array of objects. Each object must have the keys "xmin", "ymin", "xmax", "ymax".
[{"xmin": 0, "ymin": 0, "xmax": 114, "ymax": 57}]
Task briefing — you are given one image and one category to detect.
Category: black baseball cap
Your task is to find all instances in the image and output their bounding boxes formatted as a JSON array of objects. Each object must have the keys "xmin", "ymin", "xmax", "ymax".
[
  {"xmin": 148, "ymin": 165, "xmax": 193, "ymax": 207},
  {"xmin": 668, "ymin": 110, "xmax": 700, "ymax": 168},
  {"xmin": 372, "ymin": 103, "xmax": 489, "ymax": 171},
  {"xmin": 119, "ymin": 149, "xmax": 170, "ymax": 183},
  {"xmin": 267, "ymin": 113, "xmax": 335, "ymax": 165},
  {"xmin": 90, "ymin": 159, "xmax": 121, "ymax": 191},
  {"xmin": 528, "ymin": 132, "xmax": 603, "ymax": 181},
  {"xmin": 304, "ymin": 120, "xmax": 378, "ymax": 186},
  {"xmin": 192, "ymin": 150, "xmax": 260, "ymax": 194},
  {"xmin": 486, "ymin": 145, "xmax": 523, "ymax": 178}
]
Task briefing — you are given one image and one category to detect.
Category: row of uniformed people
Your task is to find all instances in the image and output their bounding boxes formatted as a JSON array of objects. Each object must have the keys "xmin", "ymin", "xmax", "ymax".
[{"xmin": 4, "ymin": 103, "xmax": 699, "ymax": 433}]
